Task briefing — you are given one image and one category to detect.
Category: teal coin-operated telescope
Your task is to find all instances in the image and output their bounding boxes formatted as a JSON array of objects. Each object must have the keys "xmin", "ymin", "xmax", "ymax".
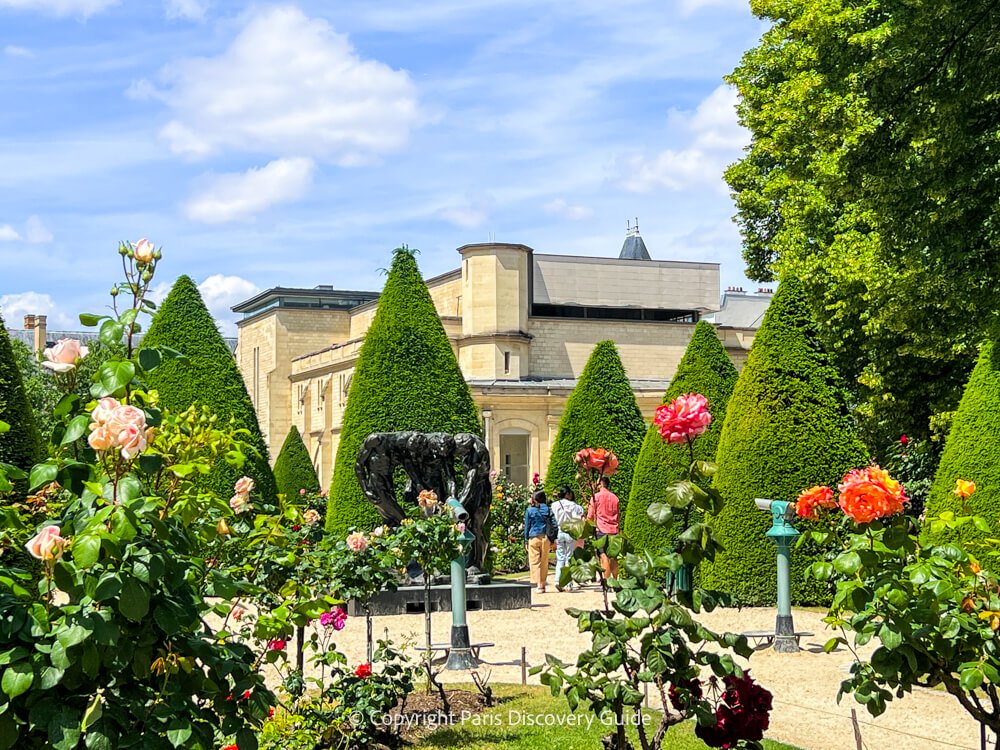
[
  {"xmin": 755, "ymin": 498, "xmax": 800, "ymax": 653},
  {"xmin": 445, "ymin": 498, "xmax": 479, "ymax": 670}
]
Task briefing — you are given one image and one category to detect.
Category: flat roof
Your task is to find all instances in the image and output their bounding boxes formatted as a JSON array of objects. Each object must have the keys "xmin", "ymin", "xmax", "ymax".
[{"xmin": 232, "ymin": 286, "xmax": 379, "ymax": 314}]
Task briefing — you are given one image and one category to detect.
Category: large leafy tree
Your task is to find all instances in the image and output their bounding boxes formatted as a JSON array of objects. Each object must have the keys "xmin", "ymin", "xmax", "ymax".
[
  {"xmin": 140, "ymin": 275, "xmax": 277, "ymax": 503},
  {"xmin": 623, "ymin": 321, "xmax": 737, "ymax": 553},
  {"xmin": 545, "ymin": 340, "xmax": 646, "ymax": 517},
  {"xmin": 702, "ymin": 278, "xmax": 869, "ymax": 605},
  {"xmin": 326, "ymin": 247, "xmax": 481, "ymax": 537},
  {"xmin": 726, "ymin": 0, "xmax": 1000, "ymax": 446}
]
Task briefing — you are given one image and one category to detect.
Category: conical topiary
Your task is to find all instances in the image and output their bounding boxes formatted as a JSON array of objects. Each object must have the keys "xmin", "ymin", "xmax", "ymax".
[
  {"xmin": 0, "ymin": 314, "xmax": 44, "ymax": 475},
  {"xmin": 140, "ymin": 275, "xmax": 277, "ymax": 503},
  {"xmin": 701, "ymin": 278, "xmax": 869, "ymax": 605},
  {"xmin": 925, "ymin": 340, "xmax": 1000, "ymax": 554},
  {"xmin": 623, "ymin": 321, "xmax": 738, "ymax": 553},
  {"xmin": 326, "ymin": 247, "xmax": 482, "ymax": 537},
  {"xmin": 545, "ymin": 340, "xmax": 646, "ymax": 517},
  {"xmin": 273, "ymin": 426, "xmax": 320, "ymax": 500}
]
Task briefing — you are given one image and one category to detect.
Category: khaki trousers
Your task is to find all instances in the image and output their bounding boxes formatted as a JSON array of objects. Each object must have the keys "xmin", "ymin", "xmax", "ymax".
[{"xmin": 527, "ymin": 536, "xmax": 550, "ymax": 587}]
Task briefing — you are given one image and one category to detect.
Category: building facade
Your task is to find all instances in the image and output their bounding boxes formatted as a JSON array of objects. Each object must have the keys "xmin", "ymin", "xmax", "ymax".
[{"xmin": 234, "ymin": 236, "xmax": 770, "ymax": 488}]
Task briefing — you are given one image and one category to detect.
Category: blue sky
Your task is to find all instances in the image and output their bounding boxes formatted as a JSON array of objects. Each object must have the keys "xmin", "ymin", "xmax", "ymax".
[{"xmin": 0, "ymin": 0, "xmax": 765, "ymax": 334}]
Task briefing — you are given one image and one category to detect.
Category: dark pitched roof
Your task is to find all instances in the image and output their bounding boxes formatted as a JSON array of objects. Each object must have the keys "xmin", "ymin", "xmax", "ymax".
[{"xmin": 619, "ymin": 233, "xmax": 651, "ymax": 260}]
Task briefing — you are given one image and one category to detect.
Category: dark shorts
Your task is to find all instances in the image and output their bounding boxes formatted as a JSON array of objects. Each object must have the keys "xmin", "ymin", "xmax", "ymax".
[{"xmin": 595, "ymin": 531, "xmax": 617, "ymax": 540}]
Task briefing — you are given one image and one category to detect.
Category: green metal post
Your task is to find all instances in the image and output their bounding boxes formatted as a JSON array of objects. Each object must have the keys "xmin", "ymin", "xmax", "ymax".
[
  {"xmin": 762, "ymin": 499, "xmax": 800, "ymax": 653},
  {"xmin": 446, "ymin": 499, "xmax": 479, "ymax": 670}
]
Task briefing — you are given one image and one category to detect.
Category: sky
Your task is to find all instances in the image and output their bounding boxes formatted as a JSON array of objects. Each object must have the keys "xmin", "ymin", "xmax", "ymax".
[{"xmin": 0, "ymin": 0, "xmax": 766, "ymax": 335}]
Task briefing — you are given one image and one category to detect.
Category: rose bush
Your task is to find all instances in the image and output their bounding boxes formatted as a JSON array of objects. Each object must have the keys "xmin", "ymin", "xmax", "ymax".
[{"xmin": 487, "ymin": 472, "xmax": 535, "ymax": 573}]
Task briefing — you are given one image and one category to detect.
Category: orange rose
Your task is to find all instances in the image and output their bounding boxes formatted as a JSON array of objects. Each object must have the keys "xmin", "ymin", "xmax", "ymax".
[
  {"xmin": 953, "ymin": 479, "xmax": 977, "ymax": 499},
  {"xmin": 838, "ymin": 465, "xmax": 907, "ymax": 524},
  {"xmin": 795, "ymin": 485, "xmax": 835, "ymax": 521}
]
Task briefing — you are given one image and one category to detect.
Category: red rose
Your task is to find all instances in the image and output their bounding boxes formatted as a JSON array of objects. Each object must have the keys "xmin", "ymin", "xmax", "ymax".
[
  {"xmin": 354, "ymin": 663, "xmax": 372, "ymax": 678},
  {"xmin": 899, "ymin": 434, "xmax": 909, "ymax": 446}
]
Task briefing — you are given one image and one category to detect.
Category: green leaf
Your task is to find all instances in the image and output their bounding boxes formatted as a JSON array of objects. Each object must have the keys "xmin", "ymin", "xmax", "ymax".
[
  {"xmin": 235, "ymin": 727, "xmax": 258, "ymax": 750},
  {"xmin": 119, "ymin": 577, "xmax": 150, "ymax": 621},
  {"xmin": 53, "ymin": 394, "xmax": 80, "ymax": 420},
  {"xmin": 960, "ymin": 667, "xmax": 984, "ymax": 692},
  {"xmin": 878, "ymin": 625, "xmax": 902, "ymax": 650},
  {"xmin": 646, "ymin": 502, "xmax": 674, "ymax": 527},
  {"xmin": 95, "ymin": 361, "xmax": 136, "ymax": 397},
  {"xmin": 833, "ymin": 551, "xmax": 862, "ymax": 576},
  {"xmin": 81, "ymin": 695, "xmax": 102, "ymax": 731},
  {"xmin": 60, "ymin": 414, "xmax": 91, "ymax": 446},
  {"xmin": 663, "ymin": 481, "xmax": 696, "ymax": 509},
  {"xmin": 2, "ymin": 661, "xmax": 33, "ymax": 699},
  {"xmin": 137, "ymin": 348, "xmax": 161, "ymax": 373},
  {"xmin": 166, "ymin": 720, "xmax": 192, "ymax": 748},
  {"xmin": 0, "ymin": 712, "xmax": 18, "ymax": 750},
  {"xmin": 98, "ymin": 319, "xmax": 125, "ymax": 348},
  {"xmin": 28, "ymin": 462, "xmax": 58, "ymax": 491},
  {"xmin": 0, "ymin": 420, "xmax": 8, "ymax": 434},
  {"xmin": 73, "ymin": 535, "xmax": 102, "ymax": 569},
  {"xmin": 79, "ymin": 313, "xmax": 103, "ymax": 327},
  {"xmin": 690, "ymin": 460, "xmax": 718, "ymax": 479}
]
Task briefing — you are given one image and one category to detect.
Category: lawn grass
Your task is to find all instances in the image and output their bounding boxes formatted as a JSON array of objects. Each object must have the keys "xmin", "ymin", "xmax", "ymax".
[{"xmin": 412, "ymin": 684, "xmax": 803, "ymax": 750}]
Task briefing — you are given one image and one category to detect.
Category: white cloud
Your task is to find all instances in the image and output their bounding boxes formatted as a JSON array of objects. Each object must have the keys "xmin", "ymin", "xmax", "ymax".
[
  {"xmin": 164, "ymin": 0, "xmax": 205, "ymax": 20},
  {"xmin": 0, "ymin": 0, "xmax": 117, "ymax": 16},
  {"xmin": 24, "ymin": 215, "xmax": 53, "ymax": 244},
  {"xmin": 0, "ymin": 292, "xmax": 74, "ymax": 329},
  {"xmin": 0, "ymin": 224, "xmax": 21, "ymax": 241},
  {"xmin": 543, "ymin": 198, "xmax": 592, "ymax": 221},
  {"xmin": 148, "ymin": 275, "xmax": 258, "ymax": 336},
  {"xmin": 144, "ymin": 6, "xmax": 421, "ymax": 164},
  {"xmin": 678, "ymin": 0, "xmax": 750, "ymax": 14},
  {"xmin": 438, "ymin": 193, "xmax": 495, "ymax": 229},
  {"xmin": 620, "ymin": 84, "xmax": 749, "ymax": 193},
  {"xmin": 183, "ymin": 157, "xmax": 315, "ymax": 224},
  {"xmin": 3, "ymin": 45, "xmax": 33, "ymax": 58}
]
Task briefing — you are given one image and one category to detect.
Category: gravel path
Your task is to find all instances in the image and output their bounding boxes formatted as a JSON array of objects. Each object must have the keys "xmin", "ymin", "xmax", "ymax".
[{"xmin": 311, "ymin": 584, "xmax": 984, "ymax": 750}]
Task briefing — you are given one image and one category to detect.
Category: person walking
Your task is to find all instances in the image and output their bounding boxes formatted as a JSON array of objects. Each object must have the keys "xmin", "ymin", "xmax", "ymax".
[
  {"xmin": 524, "ymin": 489, "xmax": 553, "ymax": 593},
  {"xmin": 586, "ymin": 476, "xmax": 620, "ymax": 579},
  {"xmin": 551, "ymin": 486, "xmax": 584, "ymax": 591}
]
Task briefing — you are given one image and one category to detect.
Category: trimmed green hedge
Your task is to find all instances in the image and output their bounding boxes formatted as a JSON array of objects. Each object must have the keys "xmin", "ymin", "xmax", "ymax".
[
  {"xmin": 140, "ymin": 275, "xmax": 277, "ymax": 504},
  {"xmin": 325, "ymin": 248, "xmax": 481, "ymax": 537},
  {"xmin": 0, "ymin": 314, "xmax": 43, "ymax": 475},
  {"xmin": 545, "ymin": 340, "xmax": 646, "ymax": 517},
  {"xmin": 623, "ymin": 320, "xmax": 737, "ymax": 554},
  {"xmin": 273, "ymin": 426, "xmax": 320, "ymax": 500},
  {"xmin": 925, "ymin": 340, "xmax": 1000, "ymax": 555},
  {"xmin": 701, "ymin": 278, "xmax": 869, "ymax": 605}
]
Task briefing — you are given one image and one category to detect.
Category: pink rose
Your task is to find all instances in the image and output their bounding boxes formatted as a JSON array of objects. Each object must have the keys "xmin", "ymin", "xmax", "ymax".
[
  {"xmin": 346, "ymin": 531, "xmax": 368, "ymax": 552},
  {"xmin": 456, "ymin": 522, "xmax": 466, "ymax": 534},
  {"xmin": 42, "ymin": 338, "xmax": 89, "ymax": 373},
  {"xmin": 116, "ymin": 424, "xmax": 147, "ymax": 460},
  {"xmin": 234, "ymin": 476, "xmax": 255, "ymax": 495},
  {"xmin": 133, "ymin": 238, "xmax": 154, "ymax": 263},
  {"xmin": 108, "ymin": 405, "xmax": 146, "ymax": 434},
  {"xmin": 230, "ymin": 494, "xmax": 250, "ymax": 514},
  {"xmin": 25, "ymin": 525, "xmax": 69, "ymax": 562},
  {"xmin": 303, "ymin": 509, "xmax": 321, "ymax": 525},
  {"xmin": 654, "ymin": 393, "xmax": 713, "ymax": 445},
  {"xmin": 90, "ymin": 397, "xmax": 121, "ymax": 426},
  {"xmin": 88, "ymin": 423, "xmax": 115, "ymax": 451},
  {"xmin": 232, "ymin": 605, "xmax": 246, "ymax": 621},
  {"xmin": 299, "ymin": 488, "xmax": 306, "ymax": 496},
  {"xmin": 267, "ymin": 639, "xmax": 286, "ymax": 652}
]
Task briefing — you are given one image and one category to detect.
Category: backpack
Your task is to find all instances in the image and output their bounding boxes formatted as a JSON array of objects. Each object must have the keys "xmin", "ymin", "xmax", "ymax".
[{"xmin": 544, "ymin": 505, "xmax": 559, "ymax": 543}]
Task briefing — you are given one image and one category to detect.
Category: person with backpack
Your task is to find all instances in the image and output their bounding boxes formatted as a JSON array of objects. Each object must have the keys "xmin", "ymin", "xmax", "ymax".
[
  {"xmin": 524, "ymin": 489, "xmax": 556, "ymax": 593},
  {"xmin": 551, "ymin": 486, "xmax": 585, "ymax": 592}
]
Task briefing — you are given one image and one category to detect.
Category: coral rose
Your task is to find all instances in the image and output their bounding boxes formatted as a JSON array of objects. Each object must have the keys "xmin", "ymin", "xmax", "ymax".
[
  {"xmin": 25, "ymin": 525, "xmax": 69, "ymax": 561},
  {"xmin": 42, "ymin": 338, "xmax": 89, "ymax": 373},
  {"xmin": 234, "ymin": 476, "xmax": 255, "ymax": 495},
  {"xmin": 795, "ymin": 485, "xmax": 836, "ymax": 521},
  {"xmin": 418, "ymin": 489, "xmax": 439, "ymax": 508},
  {"xmin": 837, "ymin": 465, "xmax": 907, "ymax": 524},
  {"xmin": 574, "ymin": 447, "xmax": 619, "ymax": 476},
  {"xmin": 133, "ymin": 238, "xmax": 154, "ymax": 263},
  {"xmin": 654, "ymin": 393, "xmax": 712, "ymax": 445},
  {"xmin": 953, "ymin": 479, "xmax": 977, "ymax": 499},
  {"xmin": 346, "ymin": 531, "xmax": 369, "ymax": 552}
]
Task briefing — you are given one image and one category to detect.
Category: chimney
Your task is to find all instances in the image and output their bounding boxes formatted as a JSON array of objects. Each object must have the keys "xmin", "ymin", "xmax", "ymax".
[{"xmin": 24, "ymin": 314, "xmax": 47, "ymax": 354}]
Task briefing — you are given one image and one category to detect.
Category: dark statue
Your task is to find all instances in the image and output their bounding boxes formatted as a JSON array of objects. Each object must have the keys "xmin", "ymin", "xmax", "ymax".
[{"xmin": 355, "ymin": 431, "xmax": 492, "ymax": 573}]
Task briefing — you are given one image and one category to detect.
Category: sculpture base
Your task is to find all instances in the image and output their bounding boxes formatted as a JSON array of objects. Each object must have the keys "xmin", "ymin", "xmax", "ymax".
[
  {"xmin": 773, "ymin": 613, "xmax": 798, "ymax": 653},
  {"xmin": 445, "ymin": 625, "xmax": 480, "ymax": 670},
  {"xmin": 348, "ymin": 581, "xmax": 532, "ymax": 616}
]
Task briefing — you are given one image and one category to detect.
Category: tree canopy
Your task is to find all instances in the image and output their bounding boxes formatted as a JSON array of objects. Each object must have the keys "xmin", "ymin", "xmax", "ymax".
[
  {"xmin": 726, "ymin": 0, "xmax": 1000, "ymax": 447},
  {"xmin": 273, "ymin": 426, "xmax": 320, "ymax": 500}
]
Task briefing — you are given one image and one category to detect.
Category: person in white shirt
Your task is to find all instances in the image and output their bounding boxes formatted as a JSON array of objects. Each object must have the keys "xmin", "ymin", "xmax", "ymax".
[{"xmin": 551, "ymin": 486, "xmax": 585, "ymax": 591}]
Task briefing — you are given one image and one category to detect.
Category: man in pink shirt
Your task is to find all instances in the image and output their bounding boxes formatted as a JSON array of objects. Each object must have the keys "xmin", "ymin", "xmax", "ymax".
[{"xmin": 586, "ymin": 476, "xmax": 620, "ymax": 579}]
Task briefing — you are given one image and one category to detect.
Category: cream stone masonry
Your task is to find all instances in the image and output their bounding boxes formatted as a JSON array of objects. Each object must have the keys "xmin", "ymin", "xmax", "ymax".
[{"xmin": 234, "ymin": 236, "xmax": 771, "ymax": 489}]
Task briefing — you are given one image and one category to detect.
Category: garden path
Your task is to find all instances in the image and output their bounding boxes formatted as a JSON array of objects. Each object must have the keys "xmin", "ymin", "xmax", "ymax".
[{"xmin": 312, "ymin": 585, "xmax": 984, "ymax": 750}]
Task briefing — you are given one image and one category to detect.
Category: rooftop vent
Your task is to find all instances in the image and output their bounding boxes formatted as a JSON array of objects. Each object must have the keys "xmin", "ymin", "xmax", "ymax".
[
  {"xmin": 315, "ymin": 285, "xmax": 334, "ymax": 290},
  {"xmin": 725, "ymin": 286, "xmax": 746, "ymax": 293},
  {"xmin": 757, "ymin": 287, "xmax": 774, "ymax": 294}
]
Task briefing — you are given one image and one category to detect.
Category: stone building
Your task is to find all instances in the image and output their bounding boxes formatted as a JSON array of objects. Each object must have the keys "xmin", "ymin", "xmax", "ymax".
[{"xmin": 233, "ymin": 233, "xmax": 770, "ymax": 488}]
